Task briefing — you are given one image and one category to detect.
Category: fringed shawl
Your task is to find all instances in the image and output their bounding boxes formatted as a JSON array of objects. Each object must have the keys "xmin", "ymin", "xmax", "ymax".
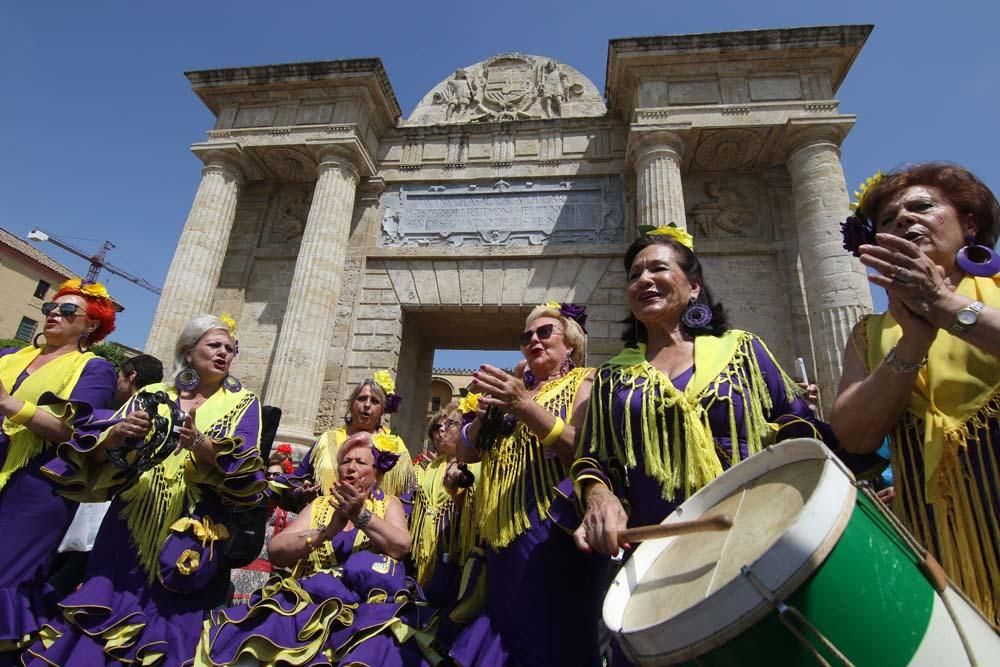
[
  {"xmin": 473, "ymin": 366, "xmax": 591, "ymax": 550},
  {"xmin": 294, "ymin": 488, "xmax": 390, "ymax": 579},
  {"xmin": 863, "ymin": 274, "xmax": 1000, "ymax": 625},
  {"xmin": 410, "ymin": 457, "xmax": 479, "ymax": 586},
  {"xmin": 583, "ymin": 330, "xmax": 801, "ymax": 503}
]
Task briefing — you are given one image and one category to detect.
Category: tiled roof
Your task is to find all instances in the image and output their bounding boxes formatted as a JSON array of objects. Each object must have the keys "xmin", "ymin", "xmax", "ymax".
[{"xmin": 0, "ymin": 227, "xmax": 77, "ymax": 280}]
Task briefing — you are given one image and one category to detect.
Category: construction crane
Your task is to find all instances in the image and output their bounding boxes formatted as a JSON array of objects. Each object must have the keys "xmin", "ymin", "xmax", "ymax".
[{"xmin": 27, "ymin": 229, "xmax": 162, "ymax": 295}]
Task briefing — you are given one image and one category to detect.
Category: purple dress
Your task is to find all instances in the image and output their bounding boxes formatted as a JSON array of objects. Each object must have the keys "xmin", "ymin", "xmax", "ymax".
[
  {"xmin": 22, "ymin": 384, "xmax": 265, "ymax": 667},
  {"xmin": 202, "ymin": 489, "xmax": 435, "ymax": 666},
  {"xmin": 0, "ymin": 348, "xmax": 115, "ymax": 664}
]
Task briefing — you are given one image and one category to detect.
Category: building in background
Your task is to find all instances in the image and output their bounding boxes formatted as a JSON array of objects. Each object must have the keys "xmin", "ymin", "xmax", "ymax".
[
  {"xmin": 427, "ymin": 368, "xmax": 476, "ymax": 417},
  {"xmin": 0, "ymin": 227, "xmax": 77, "ymax": 343}
]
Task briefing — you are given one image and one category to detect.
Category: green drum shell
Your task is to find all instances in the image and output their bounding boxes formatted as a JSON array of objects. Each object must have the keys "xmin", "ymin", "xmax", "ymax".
[{"xmin": 683, "ymin": 492, "xmax": 934, "ymax": 666}]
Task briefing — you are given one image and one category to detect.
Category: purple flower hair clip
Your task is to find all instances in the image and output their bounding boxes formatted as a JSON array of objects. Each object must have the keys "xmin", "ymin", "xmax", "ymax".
[
  {"xmin": 559, "ymin": 303, "xmax": 588, "ymax": 332},
  {"xmin": 841, "ymin": 214, "xmax": 876, "ymax": 257},
  {"xmin": 384, "ymin": 393, "xmax": 402, "ymax": 414},
  {"xmin": 370, "ymin": 446, "xmax": 400, "ymax": 473}
]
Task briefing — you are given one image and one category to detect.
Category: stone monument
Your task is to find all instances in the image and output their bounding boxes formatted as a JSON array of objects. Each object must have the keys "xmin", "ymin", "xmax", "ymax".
[{"xmin": 147, "ymin": 27, "xmax": 874, "ymax": 451}]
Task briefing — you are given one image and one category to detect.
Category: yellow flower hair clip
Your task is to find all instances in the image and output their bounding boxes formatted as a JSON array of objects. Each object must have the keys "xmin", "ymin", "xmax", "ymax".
[
  {"xmin": 458, "ymin": 392, "xmax": 481, "ymax": 415},
  {"xmin": 639, "ymin": 224, "xmax": 694, "ymax": 250},
  {"xmin": 219, "ymin": 312, "xmax": 238, "ymax": 338},
  {"xmin": 59, "ymin": 278, "xmax": 111, "ymax": 300},
  {"xmin": 373, "ymin": 370, "xmax": 402, "ymax": 413},
  {"xmin": 850, "ymin": 171, "xmax": 884, "ymax": 214},
  {"xmin": 373, "ymin": 432, "xmax": 406, "ymax": 454}
]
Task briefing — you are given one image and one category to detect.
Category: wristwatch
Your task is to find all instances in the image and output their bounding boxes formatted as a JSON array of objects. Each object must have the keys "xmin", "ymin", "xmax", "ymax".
[
  {"xmin": 950, "ymin": 301, "xmax": 985, "ymax": 335},
  {"xmin": 355, "ymin": 507, "xmax": 373, "ymax": 530}
]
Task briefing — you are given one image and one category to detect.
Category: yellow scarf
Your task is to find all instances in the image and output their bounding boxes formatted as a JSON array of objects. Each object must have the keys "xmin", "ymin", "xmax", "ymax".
[
  {"xmin": 473, "ymin": 366, "xmax": 591, "ymax": 550},
  {"xmin": 866, "ymin": 275, "xmax": 1000, "ymax": 501},
  {"xmin": 586, "ymin": 331, "xmax": 801, "ymax": 502},
  {"xmin": 115, "ymin": 382, "xmax": 261, "ymax": 581},
  {"xmin": 309, "ymin": 426, "xmax": 416, "ymax": 498},
  {"xmin": 295, "ymin": 491, "xmax": 390, "ymax": 578},
  {"xmin": 0, "ymin": 346, "xmax": 96, "ymax": 491},
  {"xmin": 410, "ymin": 457, "xmax": 480, "ymax": 586}
]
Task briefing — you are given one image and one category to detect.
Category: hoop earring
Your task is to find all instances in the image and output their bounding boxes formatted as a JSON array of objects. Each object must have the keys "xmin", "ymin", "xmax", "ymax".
[
  {"xmin": 32, "ymin": 333, "xmax": 45, "ymax": 349},
  {"xmin": 77, "ymin": 332, "xmax": 92, "ymax": 353},
  {"xmin": 222, "ymin": 375, "xmax": 243, "ymax": 392},
  {"xmin": 681, "ymin": 298, "xmax": 713, "ymax": 329},
  {"xmin": 957, "ymin": 235, "xmax": 1000, "ymax": 277},
  {"xmin": 175, "ymin": 366, "xmax": 200, "ymax": 392}
]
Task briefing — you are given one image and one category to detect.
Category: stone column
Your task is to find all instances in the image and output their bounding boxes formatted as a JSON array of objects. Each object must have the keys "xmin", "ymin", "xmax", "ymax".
[
  {"xmin": 146, "ymin": 151, "xmax": 243, "ymax": 363},
  {"xmin": 631, "ymin": 130, "xmax": 688, "ymax": 231},
  {"xmin": 786, "ymin": 127, "xmax": 873, "ymax": 414},
  {"xmin": 265, "ymin": 149, "xmax": 361, "ymax": 443}
]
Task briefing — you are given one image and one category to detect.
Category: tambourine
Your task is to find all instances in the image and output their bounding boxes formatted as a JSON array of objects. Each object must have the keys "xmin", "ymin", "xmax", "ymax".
[
  {"xmin": 105, "ymin": 390, "xmax": 188, "ymax": 476},
  {"xmin": 475, "ymin": 405, "xmax": 517, "ymax": 451}
]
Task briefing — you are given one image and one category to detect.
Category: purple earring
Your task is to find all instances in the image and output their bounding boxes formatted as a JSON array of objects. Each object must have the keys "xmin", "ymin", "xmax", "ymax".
[
  {"xmin": 682, "ymin": 299, "xmax": 713, "ymax": 329},
  {"xmin": 175, "ymin": 366, "xmax": 200, "ymax": 392},
  {"xmin": 957, "ymin": 235, "xmax": 1000, "ymax": 277}
]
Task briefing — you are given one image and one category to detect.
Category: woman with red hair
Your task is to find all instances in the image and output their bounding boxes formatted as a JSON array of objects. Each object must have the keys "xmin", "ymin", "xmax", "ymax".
[{"xmin": 0, "ymin": 278, "xmax": 117, "ymax": 661}]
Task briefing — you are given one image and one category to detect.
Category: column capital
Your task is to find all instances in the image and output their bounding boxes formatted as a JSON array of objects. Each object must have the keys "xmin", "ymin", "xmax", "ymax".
[
  {"xmin": 782, "ymin": 118, "xmax": 854, "ymax": 163},
  {"xmin": 627, "ymin": 128, "xmax": 687, "ymax": 168},
  {"xmin": 192, "ymin": 143, "xmax": 247, "ymax": 183},
  {"xmin": 357, "ymin": 176, "xmax": 386, "ymax": 203},
  {"xmin": 315, "ymin": 146, "xmax": 361, "ymax": 185}
]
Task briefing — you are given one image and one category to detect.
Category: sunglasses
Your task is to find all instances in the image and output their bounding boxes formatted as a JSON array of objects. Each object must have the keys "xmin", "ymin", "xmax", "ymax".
[
  {"xmin": 433, "ymin": 419, "xmax": 461, "ymax": 433},
  {"xmin": 41, "ymin": 302, "xmax": 85, "ymax": 317},
  {"xmin": 519, "ymin": 323, "xmax": 562, "ymax": 347}
]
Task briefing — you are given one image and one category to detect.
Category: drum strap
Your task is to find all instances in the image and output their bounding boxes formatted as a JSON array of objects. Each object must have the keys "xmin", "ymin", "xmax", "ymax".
[{"xmin": 740, "ymin": 566, "xmax": 856, "ymax": 667}]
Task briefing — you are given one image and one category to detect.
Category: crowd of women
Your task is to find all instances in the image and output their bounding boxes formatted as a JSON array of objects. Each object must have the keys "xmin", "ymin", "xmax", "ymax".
[{"xmin": 0, "ymin": 161, "xmax": 996, "ymax": 665}]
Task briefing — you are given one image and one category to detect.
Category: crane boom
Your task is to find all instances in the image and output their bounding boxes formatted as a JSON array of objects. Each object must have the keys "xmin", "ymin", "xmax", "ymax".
[{"xmin": 27, "ymin": 229, "xmax": 162, "ymax": 295}]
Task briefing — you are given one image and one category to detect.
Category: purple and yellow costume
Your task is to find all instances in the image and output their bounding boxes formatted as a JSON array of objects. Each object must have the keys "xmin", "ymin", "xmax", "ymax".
[
  {"xmin": 0, "ymin": 346, "xmax": 115, "ymax": 663},
  {"xmin": 22, "ymin": 382, "xmax": 265, "ymax": 667}
]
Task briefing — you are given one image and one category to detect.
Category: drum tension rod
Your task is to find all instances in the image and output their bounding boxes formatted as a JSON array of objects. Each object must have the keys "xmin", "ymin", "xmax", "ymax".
[{"xmin": 740, "ymin": 566, "xmax": 856, "ymax": 667}]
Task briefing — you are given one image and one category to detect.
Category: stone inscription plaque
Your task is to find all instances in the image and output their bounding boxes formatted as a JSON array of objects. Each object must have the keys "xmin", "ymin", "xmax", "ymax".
[{"xmin": 380, "ymin": 178, "xmax": 624, "ymax": 247}]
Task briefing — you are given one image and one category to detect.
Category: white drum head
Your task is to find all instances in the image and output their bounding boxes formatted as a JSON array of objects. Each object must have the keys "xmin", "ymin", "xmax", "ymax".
[{"xmin": 603, "ymin": 439, "xmax": 856, "ymax": 665}]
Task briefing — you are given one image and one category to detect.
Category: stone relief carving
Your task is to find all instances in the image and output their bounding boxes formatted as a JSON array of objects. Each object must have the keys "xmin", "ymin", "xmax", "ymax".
[
  {"xmin": 262, "ymin": 147, "xmax": 317, "ymax": 182},
  {"xmin": 407, "ymin": 54, "xmax": 605, "ymax": 126},
  {"xmin": 379, "ymin": 177, "xmax": 624, "ymax": 247},
  {"xmin": 687, "ymin": 180, "xmax": 759, "ymax": 238},
  {"xmin": 693, "ymin": 129, "xmax": 764, "ymax": 171},
  {"xmin": 264, "ymin": 185, "xmax": 313, "ymax": 245}
]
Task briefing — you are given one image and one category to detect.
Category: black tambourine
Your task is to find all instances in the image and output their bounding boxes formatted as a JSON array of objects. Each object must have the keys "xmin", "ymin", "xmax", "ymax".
[{"xmin": 105, "ymin": 391, "xmax": 188, "ymax": 477}]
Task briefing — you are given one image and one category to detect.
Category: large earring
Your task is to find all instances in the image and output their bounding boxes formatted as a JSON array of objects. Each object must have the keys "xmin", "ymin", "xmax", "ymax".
[
  {"xmin": 222, "ymin": 375, "xmax": 243, "ymax": 392},
  {"xmin": 559, "ymin": 355, "xmax": 576, "ymax": 375},
  {"xmin": 681, "ymin": 298, "xmax": 713, "ymax": 329},
  {"xmin": 77, "ymin": 331, "xmax": 92, "ymax": 353},
  {"xmin": 957, "ymin": 235, "xmax": 1000, "ymax": 277},
  {"xmin": 175, "ymin": 366, "xmax": 200, "ymax": 392},
  {"xmin": 32, "ymin": 333, "xmax": 45, "ymax": 349}
]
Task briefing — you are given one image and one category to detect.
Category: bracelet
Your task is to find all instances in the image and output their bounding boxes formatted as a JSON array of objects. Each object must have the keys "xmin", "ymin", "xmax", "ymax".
[
  {"xmin": 541, "ymin": 416, "xmax": 566, "ymax": 447},
  {"xmin": 8, "ymin": 400, "xmax": 37, "ymax": 426},
  {"xmin": 884, "ymin": 346, "xmax": 927, "ymax": 374},
  {"xmin": 355, "ymin": 507, "xmax": 373, "ymax": 530},
  {"xmin": 460, "ymin": 422, "xmax": 475, "ymax": 450}
]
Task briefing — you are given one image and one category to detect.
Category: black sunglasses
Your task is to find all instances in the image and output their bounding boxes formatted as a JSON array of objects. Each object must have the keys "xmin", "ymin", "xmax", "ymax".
[
  {"xmin": 41, "ymin": 302, "xmax": 85, "ymax": 317},
  {"xmin": 432, "ymin": 419, "xmax": 460, "ymax": 434},
  {"xmin": 519, "ymin": 323, "xmax": 561, "ymax": 347}
]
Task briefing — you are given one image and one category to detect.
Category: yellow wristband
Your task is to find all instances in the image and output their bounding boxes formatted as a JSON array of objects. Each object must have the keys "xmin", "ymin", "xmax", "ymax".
[
  {"xmin": 8, "ymin": 400, "xmax": 37, "ymax": 426},
  {"xmin": 541, "ymin": 416, "xmax": 566, "ymax": 447}
]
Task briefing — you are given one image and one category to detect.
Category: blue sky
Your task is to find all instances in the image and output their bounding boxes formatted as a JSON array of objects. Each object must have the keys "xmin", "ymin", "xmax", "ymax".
[{"xmin": 2, "ymin": 0, "xmax": 997, "ymax": 370}]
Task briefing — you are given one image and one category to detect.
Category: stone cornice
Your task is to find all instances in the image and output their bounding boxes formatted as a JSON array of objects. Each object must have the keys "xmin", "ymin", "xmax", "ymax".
[{"xmin": 605, "ymin": 24, "xmax": 873, "ymax": 119}]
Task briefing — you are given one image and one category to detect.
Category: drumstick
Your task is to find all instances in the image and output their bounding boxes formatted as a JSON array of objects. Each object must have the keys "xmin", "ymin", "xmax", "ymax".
[
  {"xmin": 795, "ymin": 357, "xmax": 809, "ymax": 385},
  {"xmin": 618, "ymin": 514, "xmax": 733, "ymax": 544}
]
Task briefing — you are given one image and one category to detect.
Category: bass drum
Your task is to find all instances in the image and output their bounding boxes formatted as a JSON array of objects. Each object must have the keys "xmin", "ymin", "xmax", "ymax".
[{"xmin": 603, "ymin": 438, "xmax": 1000, "ymax": 666}]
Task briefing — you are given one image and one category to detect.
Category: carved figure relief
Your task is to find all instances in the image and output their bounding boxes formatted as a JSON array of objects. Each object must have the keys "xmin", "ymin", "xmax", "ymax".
[
  {"xmin": 688, "ymin": 181, "xmax": 757, "ymax": 238},
  {"xmin": 264, "ymin": 186, "xmax": 313, "ymax": 244},
  {"xmin": 408, "ymin": 54, "xmax": 605, "ymax": 126}
]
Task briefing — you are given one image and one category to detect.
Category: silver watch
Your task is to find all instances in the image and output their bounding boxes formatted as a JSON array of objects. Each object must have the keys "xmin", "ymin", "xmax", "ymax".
[{"xmin": 950, "ymin": 301, "xmax": 984, "ymax": 335}]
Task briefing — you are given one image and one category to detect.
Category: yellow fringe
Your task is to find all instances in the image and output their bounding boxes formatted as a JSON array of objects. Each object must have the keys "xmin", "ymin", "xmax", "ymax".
[
  {"xmin": 293, "ymin": 493, "xmax": 390, "ymax": 580},
  {"xmin": 588, "ymin": 332, "xmax": 796, "ymax": 503},
  {"xmin": 889, "ymin": 391, "xmax": 1000, "ymax": 627},
  {"xmin": 471, "ymin": 367, "xmax": 590, "ymax": 551}
]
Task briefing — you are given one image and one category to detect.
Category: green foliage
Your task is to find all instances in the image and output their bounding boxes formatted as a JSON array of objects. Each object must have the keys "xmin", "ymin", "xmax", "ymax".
[
  {"xmin": 0, "ymin": 338, "xmax": 30, "ymax": 350},
  {"xmin": 91, "ymin": 342, "xmax": 129, "ymax": 370}
]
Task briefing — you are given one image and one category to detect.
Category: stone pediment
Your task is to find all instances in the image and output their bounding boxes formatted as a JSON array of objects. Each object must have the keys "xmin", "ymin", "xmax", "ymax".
[{"xmin": 406, "ymin": 53, "xmax": 606, "ymax": 126}]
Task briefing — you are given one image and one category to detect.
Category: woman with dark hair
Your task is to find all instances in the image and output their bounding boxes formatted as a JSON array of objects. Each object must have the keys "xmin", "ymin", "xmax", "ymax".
[
  {"xmin": 279, "ymin": 372, "xmax": 416, "ymax": 508},
  {"xmin": 0, "ymin": 278, "xmax": 117, "ymax": 661},
  {"xmin": 832, "ymin": 162, "xmax": 1000, "ymax": 624},
  {"xmin": 23, "ymin": 314, "xmax": 266, "ymax": 666},
  {"xmin": 572, "ymin": 227, "xmax": 824, "ymax": 561}
]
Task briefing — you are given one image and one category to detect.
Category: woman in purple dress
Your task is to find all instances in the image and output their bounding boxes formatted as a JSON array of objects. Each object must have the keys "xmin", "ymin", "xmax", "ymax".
[
  {"xmin": 450, "ymin": 302, "xmax": 607, "ymax": 667},
  {"xmin": 23, "ymin": 314, "xmax": 265, "ymax": 666},
  {"xmin": 832, "ymin": 163, "xmax": 1000, "ymax": 625},
  {"xmin": 573, "ymin": 227, "xmax": 825, "ymax": 571},
  {"xmin": 0, "ymin": 279, "xmax": 117, "ymax": 664},
  {"xmin": 200, "ymin": 431, "xmax": 436, "ymax": 666}
]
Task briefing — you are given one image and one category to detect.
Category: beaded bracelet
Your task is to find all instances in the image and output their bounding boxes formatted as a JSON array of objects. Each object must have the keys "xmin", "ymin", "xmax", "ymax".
[
  {"xmin": 884, "ymin": 346, "xmax": 927, "ymax": 374},
  {"xmin": 8, "ymin": 400, "xmax": 37, "ymax": 426},
  {"xmin": 541, "ymin": 416, "xmax": 566, "ymax": 447}
]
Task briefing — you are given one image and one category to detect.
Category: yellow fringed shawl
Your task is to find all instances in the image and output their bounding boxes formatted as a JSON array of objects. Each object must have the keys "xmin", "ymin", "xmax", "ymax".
[
  {"xmin": 294, "ymin": 492, "xmax": 390, "ymax": 579},
  {"xmin": 585, "ymin": 331, "xmax": 801, "ymax": 503},
  {"xmin": 0, "ymin": 346, "xmax": 97, "ymax": 492},
  {"xmin": 309, "ymin": 426, "xmax": 416, "ymax": 498},
  {"xmin": 474, "ymin": 366, "xmax": 591, "ymax": 550},
  {"xmin": 864, "ymin": 274, "xmax": 1000, "ymax": 625},
  {"xmin": 410, "ymin": 457, "xmax": 480, "ymax": 586},
  {"xmin": 114, "ymin": 383, "xmax": 260, "ymax": 582}
]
